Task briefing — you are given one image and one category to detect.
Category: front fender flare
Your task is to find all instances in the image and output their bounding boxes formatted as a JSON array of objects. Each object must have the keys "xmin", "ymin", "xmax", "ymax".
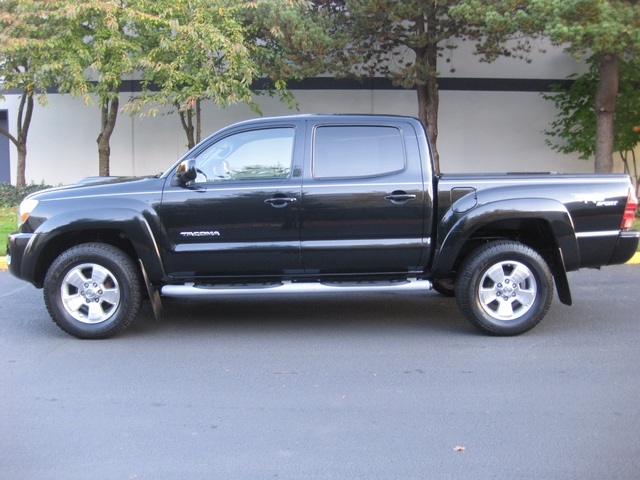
[{"xmin": 21, "ymin": 207, "xmax": 166, "ymax": 287}]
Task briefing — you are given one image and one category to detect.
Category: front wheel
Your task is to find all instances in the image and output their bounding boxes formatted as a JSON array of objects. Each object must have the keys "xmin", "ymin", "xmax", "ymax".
[
  {"xmin": 455, "ymin": 241, "xmax": 553, "ymax": 336},
  {"xmin": 43, "ymin": 243, "xmax": 142, "ymax": 339}
]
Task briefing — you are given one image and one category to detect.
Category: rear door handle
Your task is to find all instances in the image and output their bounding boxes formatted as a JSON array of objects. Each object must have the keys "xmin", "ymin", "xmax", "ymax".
[{"xmin": 384, "ymin": 191, "xmax": 417, "ymax": 204}]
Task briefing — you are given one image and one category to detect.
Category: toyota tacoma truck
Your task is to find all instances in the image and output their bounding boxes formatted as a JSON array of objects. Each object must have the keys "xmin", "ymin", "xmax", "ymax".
[{"xmin": 7, "ymin": 115, "xmax": 640, "ymax": 338}]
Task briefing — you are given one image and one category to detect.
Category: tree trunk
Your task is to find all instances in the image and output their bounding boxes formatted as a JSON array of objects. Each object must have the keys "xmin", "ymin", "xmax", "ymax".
[
  {"xmin": 97, "ymin": 94, "xmax": 120, "ymax": 177},
  {"xmin": 415, "ymin": 9, "xmax": 440, "ymax": 173},
  {"xmin": 16, "ymin": 143, "xmax": 27, "ymax": 189},
  {"xmin": 0, "ymin": 91, "xmax": 34, "ymax": 188},
  {"xmin": 196, "ymin": 99, "xmax": 202, "ymax": 145},
  {"xmin": 179, "ymin": 106, "xmax": 196, "ymax": 150},
  {"xmin": 416, "ymin": 82, "xmax": 440, "ymax": 173},
  {"xmin": 594, "ymin": 53, "xmax": 619, "ymax": 174},
  {"xmin": 0, "ymin": 90, "xmax": 36, "ymax": 188}
]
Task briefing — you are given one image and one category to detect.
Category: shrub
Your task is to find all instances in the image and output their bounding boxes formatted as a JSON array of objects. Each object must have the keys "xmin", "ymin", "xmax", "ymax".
[{"xmin": 0, "ymin": 182, "xmax": 53, "ymax": 207}]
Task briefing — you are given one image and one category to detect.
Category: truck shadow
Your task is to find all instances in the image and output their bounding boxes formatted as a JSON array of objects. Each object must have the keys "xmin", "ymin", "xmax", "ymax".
[{"xmin": 128, "ymin": 291, "xmax": 474, "ymax": 338}]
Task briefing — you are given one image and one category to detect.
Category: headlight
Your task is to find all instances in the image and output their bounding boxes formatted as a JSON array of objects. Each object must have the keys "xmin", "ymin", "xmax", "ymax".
[{"xmin": 18, "ymin": 198, "xmax": 39, "ymax": 227}]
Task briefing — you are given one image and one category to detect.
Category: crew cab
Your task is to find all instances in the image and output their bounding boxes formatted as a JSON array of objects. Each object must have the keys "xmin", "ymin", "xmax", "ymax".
[{"xmin": 7, "ymin": 115, "xmax": 639, "ymax": 338}]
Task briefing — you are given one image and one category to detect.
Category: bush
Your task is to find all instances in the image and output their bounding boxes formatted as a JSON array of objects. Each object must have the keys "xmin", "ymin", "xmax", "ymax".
[{"xmin": 0, "ymin": 182, "xmax": 53, "ymax": 207}]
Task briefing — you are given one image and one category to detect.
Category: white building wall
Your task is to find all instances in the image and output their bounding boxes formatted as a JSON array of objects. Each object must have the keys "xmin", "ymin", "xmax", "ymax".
[{"xmin": 0, "ymin": 41, "xmax": 624, "ymax": 186}]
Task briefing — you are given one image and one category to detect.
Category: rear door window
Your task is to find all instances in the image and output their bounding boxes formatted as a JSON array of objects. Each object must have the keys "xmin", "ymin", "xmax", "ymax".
[{"xmin": 312, "ymin": 125, "xmax": 406, "ymax": 179}]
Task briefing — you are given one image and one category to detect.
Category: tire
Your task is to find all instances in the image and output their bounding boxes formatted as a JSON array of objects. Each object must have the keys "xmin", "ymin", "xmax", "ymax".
[
  {"xmin": 432, "ymin": 279, "xmax": 456, "ymax": 297},
  {"xmin": 455, "ymin": 241, "xmax": 553, "ymax": 336},
  {"xmin": 43, "ymin": 243, "xmax": 142, "ymax": 339}
]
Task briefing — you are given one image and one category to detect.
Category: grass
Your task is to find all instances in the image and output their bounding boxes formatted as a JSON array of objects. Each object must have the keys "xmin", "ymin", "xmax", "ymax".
[{"xmin": 1, "ymin": 206, "xmax": 18, "ymax": 256}]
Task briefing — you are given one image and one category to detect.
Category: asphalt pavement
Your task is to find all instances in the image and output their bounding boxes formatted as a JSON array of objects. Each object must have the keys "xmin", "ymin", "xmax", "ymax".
[{"xmin": 1, "ymin": 265, "xmax": 639, "ymax": 479}]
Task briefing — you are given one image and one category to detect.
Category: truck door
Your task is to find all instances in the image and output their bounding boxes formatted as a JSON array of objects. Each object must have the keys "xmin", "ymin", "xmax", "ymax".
[
  {"xmin": 160, "ymin": 124, "xmax": 304, "ymax": 279},
  {"xmin": 301, "ymin": 121, "xmax": 427, "ymax": 275}
]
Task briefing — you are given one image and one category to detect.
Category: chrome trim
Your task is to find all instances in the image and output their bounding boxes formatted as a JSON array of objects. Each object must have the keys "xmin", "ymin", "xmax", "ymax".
[
  {"xmin": 301, "ymin": 238, "xmax": 423, "ymax": 250},
  {"xmin": 304, "ymin": 182, "xmax": 422, "ymax": 189},
  {"xmin": 174, "ymin": 241, "xmax": 300, "ymax": 253},
  {"xmin": 576, "ymin": 231, "xmax": 620, "ymax": 239},
  {"xmin": 161, "ymin": 278, "xmax": 433, "ymax": 297}
]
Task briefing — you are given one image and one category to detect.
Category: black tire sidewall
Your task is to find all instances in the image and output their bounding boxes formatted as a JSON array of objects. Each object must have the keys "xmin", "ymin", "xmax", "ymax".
[
  {"xmin": 44, "ymin": 243, "xmax": 141, "ymax": 339},
  {"xmin": 456, "ymin": 242, "xmax": 553, "ymax": 336}
]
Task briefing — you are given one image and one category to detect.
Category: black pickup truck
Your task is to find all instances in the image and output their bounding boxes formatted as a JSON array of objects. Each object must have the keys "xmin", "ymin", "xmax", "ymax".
[{"xmin": 7, "ymin": 114, "xmax": 639, "ymax": 338}]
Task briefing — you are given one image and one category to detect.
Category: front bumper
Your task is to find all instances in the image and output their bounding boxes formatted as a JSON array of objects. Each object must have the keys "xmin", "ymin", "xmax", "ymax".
[{"xmin": 6, "ymin": 232, "xmax": 36, "ymax": 284}]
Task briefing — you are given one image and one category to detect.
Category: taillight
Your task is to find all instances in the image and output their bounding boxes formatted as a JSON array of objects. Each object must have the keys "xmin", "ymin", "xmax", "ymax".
[{"xmin": 621, "ymin": 189, "xmax": 638, "ymax": 230}]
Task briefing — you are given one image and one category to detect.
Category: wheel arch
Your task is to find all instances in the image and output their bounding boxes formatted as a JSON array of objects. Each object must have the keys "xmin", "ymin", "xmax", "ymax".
[
  {"xmin": 23, "ymin": 208, "xmax": 166, "ymax": 288},
  {"xmin": 430, "ymin": 198, "xmax": 577, "ymax": 305}
]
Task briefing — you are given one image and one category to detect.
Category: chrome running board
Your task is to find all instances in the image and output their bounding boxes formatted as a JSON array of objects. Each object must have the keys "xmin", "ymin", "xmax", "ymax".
[{"xmin": 161, "ymin": 279, "xmax": 433, "ymax": 297}]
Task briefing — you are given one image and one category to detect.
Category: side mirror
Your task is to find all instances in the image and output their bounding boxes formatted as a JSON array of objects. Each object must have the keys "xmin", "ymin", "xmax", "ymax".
[{"xmin": 173, "ymin": 159, "xmax": 197, "ymax": 186}]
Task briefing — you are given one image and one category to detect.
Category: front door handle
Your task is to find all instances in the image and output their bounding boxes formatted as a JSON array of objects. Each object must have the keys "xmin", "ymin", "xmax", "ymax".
[
  {"xmin": 264, "ymin": 197, "xmax": 297, "ymax": 208},
  {"xmin": 384, "ymin": 191, "xmax": 417, "ymax": 204}
]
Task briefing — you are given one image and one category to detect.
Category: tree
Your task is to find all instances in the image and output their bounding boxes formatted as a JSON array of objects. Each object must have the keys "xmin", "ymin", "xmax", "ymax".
[
  {"xmin": 132, "ymin": 0, "xmax": 255, "ymax": 149},
  {"xmin": 0, "ymin": 0, "xmax": 61, "ymax": 187},
  {"xmin": 258, "ymin": 0, "xmax": 490, "ymax": 173},
  {"xmin": 452, "ymin": 0, "xmax": 640, "ymax": 173},
  {"xmin": 131, "ymin": 0, "xmax": 297, "ymax": 150},
  {"xmin": 42, "ymin": 0, "xmax": 141, "ymax": 177},
  {"xmin": 544, "ymin": 59, "xmax": 640, "ymax": 195}
]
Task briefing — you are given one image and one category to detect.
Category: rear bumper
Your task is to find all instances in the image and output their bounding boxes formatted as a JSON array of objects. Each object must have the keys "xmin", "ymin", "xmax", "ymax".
[{"xmin": 610, "ymin": 230, "xmax": 640, "ymax": 265}]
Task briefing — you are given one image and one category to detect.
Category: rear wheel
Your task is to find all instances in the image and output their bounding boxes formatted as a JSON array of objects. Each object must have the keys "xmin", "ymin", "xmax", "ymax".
[
  {"xmin": 44, "ymin": 243, "xmax": 142, "ymax": 339},
  {"xmin": 455, "ymin": 241, "xmax": 553, "ymax": 336}
]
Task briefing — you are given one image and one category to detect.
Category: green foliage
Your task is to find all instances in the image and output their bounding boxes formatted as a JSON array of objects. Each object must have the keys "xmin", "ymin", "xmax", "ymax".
[
  {"xmin": 125, "ymin": 0, "xmax": 300, "ymax": 148},
  {"xmin": 543, "ymin": 58, "xmax": 640, "ymax": 160},
  {"xmin": 0, "ymin": 182, "xmax": 52, "ymax": 207},
  {"xmin": 0, "ymin": 206, "xmax": 18, "ymax": 256},
  {"xmin": 0, "ymin": 0, "xmax": 69, "ymax": 187},
  {"xmin": 260, "ymin": 0, "xmax": 516, "ymax": 172},
  {"xmin": 43, "ymin": 0, "xmax": 141, "ymax": 103},
  {"xmin": 131, "ymin": 0, "xmax": 260, "ymax": 116},
  {"xmin": 268, "ymin": 1, "xmax": 476, "ymax": 88},
  {"xmin": 453, "ymin": 0, "xmax": 640, "ymax": 60},
  {"xmin": 0, "ymin": 0, "xmax": 62, "ymax": 99},
  {"xmin": 453, "ymin": 0, "xmax": 640, "ymax": 173}
]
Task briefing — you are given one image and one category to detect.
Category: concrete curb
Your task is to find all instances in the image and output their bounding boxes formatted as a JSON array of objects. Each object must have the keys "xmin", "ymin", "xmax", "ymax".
[{"xmin": 2, "ymin": 253, "xmax": 639, "ymax": 271}]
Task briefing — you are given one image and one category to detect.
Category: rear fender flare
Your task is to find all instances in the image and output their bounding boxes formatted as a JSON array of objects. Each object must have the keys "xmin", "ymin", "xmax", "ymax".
[{"xmin": 431, "ymin": 198, "xmax": 579, "ymax": 285}]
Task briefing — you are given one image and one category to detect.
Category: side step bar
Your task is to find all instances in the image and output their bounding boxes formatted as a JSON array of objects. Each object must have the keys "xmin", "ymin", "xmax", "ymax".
[{"xmin": 161, "ymin": 279, "xmax": 433, "ymax": 297}]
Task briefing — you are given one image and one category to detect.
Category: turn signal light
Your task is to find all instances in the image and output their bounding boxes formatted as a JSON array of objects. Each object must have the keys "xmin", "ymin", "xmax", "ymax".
[{"xmin": 621, "ymin": 190, "xmax": 638, "ymax": 230}]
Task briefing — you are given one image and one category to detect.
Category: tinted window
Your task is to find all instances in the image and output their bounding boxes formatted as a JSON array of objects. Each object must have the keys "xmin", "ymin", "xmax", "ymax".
[
  {"xmin": 195, "ymin": 128, "xmax": 294, "ymax": 182},
  {"xmin": 313, "ymin": 126, "xmax": 405, "ymax": 179}
]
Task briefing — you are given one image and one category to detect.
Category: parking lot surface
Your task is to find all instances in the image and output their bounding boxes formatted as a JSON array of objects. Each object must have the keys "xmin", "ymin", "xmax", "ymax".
[{"xmin": 1, "ymin": 265, "xmax": 639, "ymax": 479}]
